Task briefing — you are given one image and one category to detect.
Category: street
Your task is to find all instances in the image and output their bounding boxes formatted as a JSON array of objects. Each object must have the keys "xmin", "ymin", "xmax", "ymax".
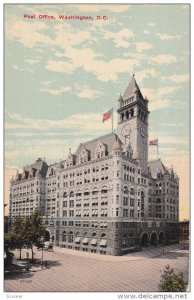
[{"xmin": 4, "ymin": 244, "xmax": 189, "ymax": 292}]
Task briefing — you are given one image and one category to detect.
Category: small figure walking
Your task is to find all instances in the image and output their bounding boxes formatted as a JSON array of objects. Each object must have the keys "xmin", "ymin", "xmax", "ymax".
[{"xmin": 44, "ymin": 260, "xmax": 48, "ymax": 268}]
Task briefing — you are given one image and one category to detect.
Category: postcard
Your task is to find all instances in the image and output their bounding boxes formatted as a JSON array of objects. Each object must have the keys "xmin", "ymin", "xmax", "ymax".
[{"xmin": 4, "ymin": 3, "xmax": 190, "ymax": 297}]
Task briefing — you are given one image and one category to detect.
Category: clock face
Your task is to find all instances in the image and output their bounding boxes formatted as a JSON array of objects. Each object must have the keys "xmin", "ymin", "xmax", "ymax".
[
  {"xmin": 140, "ymin": 126, "xmax": 146, "ymax": 137},
  {"xmin": 121, "ymin": 125, "xmax": 131, "ymax": 137}
]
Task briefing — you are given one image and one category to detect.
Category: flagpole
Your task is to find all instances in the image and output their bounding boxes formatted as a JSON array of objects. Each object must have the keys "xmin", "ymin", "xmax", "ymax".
[
  {"xmin": 157, "ymin": 139, "xmax": 159, "ymax": 160},
  {"xmin": 112, "ymin": 108, "xmax": 114, "ymax": 133}
]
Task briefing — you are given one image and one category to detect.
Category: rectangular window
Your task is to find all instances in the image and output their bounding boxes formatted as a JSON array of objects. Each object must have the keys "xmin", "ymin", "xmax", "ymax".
[
  {"xmin": 69, "ymin": 210, "xmax": 74, "ymax": 217},
  {"xmin": 63, "ymin": 210, "xmax": 67, "ymax": 217},
  {"xmin": 116, "ymin": 208, "xmax": 119, "ymax": 217},
  {"xmin": 70, "ymin": 200, "xmax": 74, "ymax": 207},
  {"xmin": 123, "ymin": 209, "xmax": 128, "ymax": 217}
]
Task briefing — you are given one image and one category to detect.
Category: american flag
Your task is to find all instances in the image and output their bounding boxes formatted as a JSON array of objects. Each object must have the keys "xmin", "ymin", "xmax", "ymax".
[
  {"xmin": 102, "ymin": 108, "xmax": 113, "ymax": 123},
  {"xmin": 149, "ymin": 139, "xmax": 158, "ymax": 146}
]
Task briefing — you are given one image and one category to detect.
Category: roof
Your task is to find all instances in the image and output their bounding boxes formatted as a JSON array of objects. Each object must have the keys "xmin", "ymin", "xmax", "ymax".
[
  {"xmin": 148, "ymin": 159, "xmax": 166, "ymax": 179},
  {"xmin": 123, "ymin": 75, "xmax": 144, "ymax": 101},
  {"xmin": 74, "ymin": 132, "xmax": 121, "ymax": 159},
  {"xmin": 24, "ymin": 158, "xmax": 48, "ymax": 177}
]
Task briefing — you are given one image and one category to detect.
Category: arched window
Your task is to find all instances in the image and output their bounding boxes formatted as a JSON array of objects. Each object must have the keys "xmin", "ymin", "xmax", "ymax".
[
  {"xmin": 92, "ymin": 232, "xmax": 97, "ymax": 236},
  {"xmin": 76, "ymin": 191, "xmax": 82, "ymax": 197},
  {"xmin": 130, "ymin": 188, "xmax": 135, "ymax": 195},
  {"xmin": 131, "ymin": 108, "xmax": 134, "ymax": 117},
  {"xmin": 101, "ymin": 186, "xmax": 108, "ymax": 194},
  {"xmin": 124, "ymin": 186, "xmax": 129, "ymax": 194},
  {"xmin": 100, "ymin": 233, "xmax": 106, "ymax": 237},
  {"xmin": 62, "ymin": 231, "xmax": 67, "ymax": 242},
  {"xmin": 84, "ymin": 189, "xmax": 90, "ymax": 196},
  {"xmin": 121, "ymin": 113, "xmax": 124, "ymax": 121},
  {"xmin": 69, "ymin": 191, "xmax": 74, "ymax": 198},
  {"xmin": 68, "ymin": 231, "xmax": 73, "ymax": 243},
  {"xmin": 126, "ymin": 111, "xmax": 129, "ymax": 119},
  {"xmin": 63, "ymin": 192, "xmax": 67, "ymax": 198},
  {"xmin": 92, "ymin": 188, "xmax": 98, "ymax": 195}
]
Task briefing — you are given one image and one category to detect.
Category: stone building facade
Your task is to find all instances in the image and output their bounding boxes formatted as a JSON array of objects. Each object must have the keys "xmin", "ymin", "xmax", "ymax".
[{"xmin": 9, "ymin": 75, "xmax": 179, "ymax": 255}]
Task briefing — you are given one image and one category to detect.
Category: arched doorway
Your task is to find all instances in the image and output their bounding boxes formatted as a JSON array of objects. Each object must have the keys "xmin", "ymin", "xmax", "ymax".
[
  {"xmin": 140, "ymin": 232, "xmax": 149, "ymax": 247},
  {"xmin": 159, "ymin": 232, "xmax": 165, "ymax": 245},
  {"xmin": 150, "ymin": 232, "xmax": 157, "ymax": 246},
  {"xmin": 44, "ymin": 230, "xmax": 50, "ymax": 241}
]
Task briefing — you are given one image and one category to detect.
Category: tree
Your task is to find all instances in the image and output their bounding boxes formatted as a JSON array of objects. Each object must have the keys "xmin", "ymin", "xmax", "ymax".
[
  {"xmin": 5, "ymin": 209, "xmax": 46, "ymax": 263},
  {"xmin": 5, "ymin": 216, "xmax": 27, "ymax": 260},
  {"xmin": 159, "ymin": 265, "xmax": 186, "ymax": 292},
  {"xmin": 23, "ymin": 208, "xmax": 46, "ymax": 262}
]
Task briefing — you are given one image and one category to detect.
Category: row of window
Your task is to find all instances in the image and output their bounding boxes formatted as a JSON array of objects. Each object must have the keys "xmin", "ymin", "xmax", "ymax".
[
  {"xmin": 62, "ymin": 209, "xmax": 108, "ymax": 217},
  {"xmin": 63, "ymin": 189, "xmax": 108, "ymax": 198},
  {"xmin": 12, "ymin": 182, "xmax": 38, "ymax": 192},
  {"xmin": 63, "ymin": 199, "xmax": 108, "ymax": 207}
]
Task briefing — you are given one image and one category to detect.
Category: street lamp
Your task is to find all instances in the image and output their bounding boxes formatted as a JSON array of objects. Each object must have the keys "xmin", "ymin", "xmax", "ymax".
[
  {"xmin": 40, "ymin": 236, "xmax": 44, "ymax": 269},
  {"xmin": 26, "ymin": 252, "xmax": 30, "ymax": 271}
]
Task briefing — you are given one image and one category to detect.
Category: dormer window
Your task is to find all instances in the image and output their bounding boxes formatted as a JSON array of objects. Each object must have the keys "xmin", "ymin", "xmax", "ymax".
[
  {"xmin": 80, "ymin": 146, "xmax": 90, "ymax": 164},
  {"xmin": 95, "ymin": 141, "xmax": 108, "ymax": 159}
]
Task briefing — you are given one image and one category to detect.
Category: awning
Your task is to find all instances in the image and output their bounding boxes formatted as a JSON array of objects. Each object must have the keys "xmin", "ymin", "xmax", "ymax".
[
  {"xmin": 100, "ymin": 239, "xmax": 107, "ymax": 246},
  {"xmin": 82, "ymin": 238, "xmax": 88, "ymax": 244},
  {"xmin": 75, "ymin": 237, "xmax": 81, "ymax": 243},
  {"xmin": 91, "ymin": 239, "xmax": 97, "ymax": 245}
]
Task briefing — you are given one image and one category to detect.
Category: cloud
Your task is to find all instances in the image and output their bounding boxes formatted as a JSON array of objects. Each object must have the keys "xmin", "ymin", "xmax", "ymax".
[
  {"xmin": 135, "ymin": 42, "xmax": 154, "ymax": 53},
  {"xmin": 12, "ymin": 64, "xmax": 23, "ymax": 71},
  {"xmin": 144, "ymin": 30, "xmax": 150, "ymax": 35},
  {"xmin": 41, "ymin": 86, "xmax": 72, "ymax": 95},
  {"xmin": 6, "ymin": 19, "xmax": 52, "ymax": 48},
  {"xmin": 102, "ymin": 28, "xmax": 134, "ymax": 48},
  {"xmin": 156, "ymin": 33, "xmax": 181, "ymax": 41},
  {"xmin": 159, "ymin": 122, "xmax": 184, "ymax": 128},
  {"xmin": 5, "ymin": 18, "xmax": 96, "ymax": 49},
  {"xmin": 150, "ymin": 54, "xmax": 177, "ymax": 65},
  {"xmin": 24, "ymin": 58, "xmax": 39, "ymax": 65},
  {"xmin": 135, "ymin": 68, "xmax": 160, "ymax": 83},
  {"xmin": 75, "ymin": 85, "xmax": 102, "ymax": 99},
  {"xmin": 141, "ymin": 85, "xmax": 181, "ymax": 111},
  {"xmin": 46, "ymin": 48, "xmax": 139, "ymax": 82},
  {"xmin": 147, "ymin": 22, "xmax": 156, "ymax": 27},
  {"xmin": 40, "ymin": 80, "xmax": 102, "ymax": 99},
  {"xmin": 165, "ymin": 74, "xmax": 189, "ymax": 84},
  {"xmin": 5, "ymin": 111, "xmax": 113, "ymax": 134}
]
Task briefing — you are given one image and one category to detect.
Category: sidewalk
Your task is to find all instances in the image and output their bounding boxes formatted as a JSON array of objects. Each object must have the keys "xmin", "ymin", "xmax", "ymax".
[{"xmin": 52, "ymin": 243, "xmax": 189, "ymax": 262}]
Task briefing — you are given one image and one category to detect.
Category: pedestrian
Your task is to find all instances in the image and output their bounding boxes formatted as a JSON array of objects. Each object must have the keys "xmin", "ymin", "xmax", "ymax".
[{"xmin": 44, "ymin": 260, "xmax": 48, "ymax": 268}]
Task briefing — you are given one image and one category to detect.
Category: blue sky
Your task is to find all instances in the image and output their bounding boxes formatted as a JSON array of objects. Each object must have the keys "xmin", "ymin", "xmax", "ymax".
[{"xmin": 4, "ymin": 4, "xmax": 190, "ymax": 220}]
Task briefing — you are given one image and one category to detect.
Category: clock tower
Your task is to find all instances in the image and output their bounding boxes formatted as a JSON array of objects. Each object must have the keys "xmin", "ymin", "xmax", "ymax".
[{"xmin": 117, "ymin": 75, "xmax": 149, "ymax": 174}]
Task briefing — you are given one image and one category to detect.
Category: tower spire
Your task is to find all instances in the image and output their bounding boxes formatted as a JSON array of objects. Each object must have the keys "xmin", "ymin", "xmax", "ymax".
[{"xmin": 122, "ymin": 74, "xmax": 143, "ymax": 101}]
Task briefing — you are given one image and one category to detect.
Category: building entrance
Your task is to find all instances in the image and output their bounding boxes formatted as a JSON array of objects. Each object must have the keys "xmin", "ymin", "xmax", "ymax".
[{"xmin": 140, "ymin": 232, "xmax": 149, "ymax": 247}]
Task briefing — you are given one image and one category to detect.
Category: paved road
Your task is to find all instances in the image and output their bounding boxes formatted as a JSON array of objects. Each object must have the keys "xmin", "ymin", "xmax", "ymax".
[{"xmin": 4, "ymin": 245, "xmax": 189, "ymax": 292}]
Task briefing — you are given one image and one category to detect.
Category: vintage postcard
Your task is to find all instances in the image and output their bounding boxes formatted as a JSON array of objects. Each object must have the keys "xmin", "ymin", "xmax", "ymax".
[{"xmin": 4, "ymin": 3, "xmax": 190, "ymax": 297}]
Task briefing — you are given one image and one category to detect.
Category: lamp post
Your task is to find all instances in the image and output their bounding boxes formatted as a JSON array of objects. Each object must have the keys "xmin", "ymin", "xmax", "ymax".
[
  {"xmin": 26, "ymin": 252, "xmax": 29, "ymax": 271},
  {"xmin": 40, "ymin": 236, "xmax": 44, "ymax": 269}
]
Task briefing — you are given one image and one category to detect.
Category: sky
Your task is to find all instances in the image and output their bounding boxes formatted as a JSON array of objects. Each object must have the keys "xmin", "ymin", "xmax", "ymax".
[{"xmin": 4, "ymin": 4, "xmax": 190, "ymax": 220}]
